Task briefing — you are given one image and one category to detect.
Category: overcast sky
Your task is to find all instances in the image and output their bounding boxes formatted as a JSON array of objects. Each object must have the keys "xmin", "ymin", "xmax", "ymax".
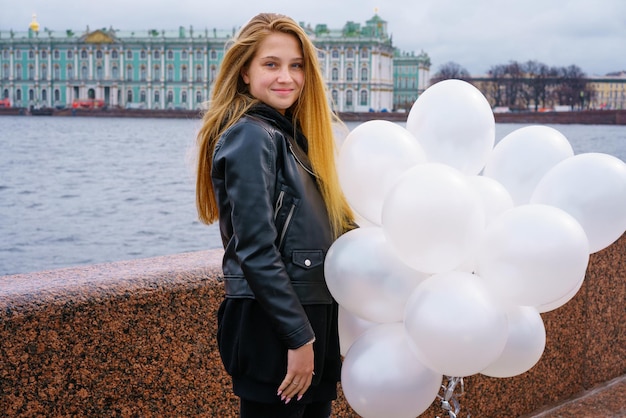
[{"xmin": 2, "ymin": 0, "xmax": 624, "ymax": 76}]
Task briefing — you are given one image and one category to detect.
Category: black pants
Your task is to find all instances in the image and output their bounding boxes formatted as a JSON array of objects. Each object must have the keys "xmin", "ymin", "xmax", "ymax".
[{"xmin": 240, "ymin": 399, "xmax": 332, "ymax": 418}]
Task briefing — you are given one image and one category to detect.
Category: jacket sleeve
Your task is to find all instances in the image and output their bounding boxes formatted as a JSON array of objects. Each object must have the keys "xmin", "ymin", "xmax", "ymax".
[{"xmin": 213, "ymin": 120, "xmax": 315, "ymax": 349}]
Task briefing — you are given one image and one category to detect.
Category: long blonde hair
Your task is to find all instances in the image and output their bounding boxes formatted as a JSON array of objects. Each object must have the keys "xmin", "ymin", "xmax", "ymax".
[{"xmin": 196, "ymin": 12, "xmax": 354, "ymax": 238}]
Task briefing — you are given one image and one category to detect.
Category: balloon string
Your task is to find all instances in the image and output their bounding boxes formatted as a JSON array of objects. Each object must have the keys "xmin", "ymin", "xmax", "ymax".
[{"xmin": 436, "ymin": 376, "xmax": 470, "ymax": 418}]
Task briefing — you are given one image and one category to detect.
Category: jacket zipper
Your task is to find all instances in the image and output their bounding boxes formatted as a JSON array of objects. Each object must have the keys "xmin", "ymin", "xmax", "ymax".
[
  {"xmin": 278, "ymin": 204, "xmax": 296, "ymax": 249},
  {"xmin": 274, "ymin": 190, "xmax": 285, "ymax": 221},
  {"xmin": 288, "ymin": 144, "xmax": 317, "ymax": 177}
]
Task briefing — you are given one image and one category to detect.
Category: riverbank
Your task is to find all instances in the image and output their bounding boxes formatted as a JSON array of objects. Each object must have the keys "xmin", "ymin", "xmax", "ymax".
[{"xmin": 1, "ymin": 107, "xmax": 625, "ymax": 124}]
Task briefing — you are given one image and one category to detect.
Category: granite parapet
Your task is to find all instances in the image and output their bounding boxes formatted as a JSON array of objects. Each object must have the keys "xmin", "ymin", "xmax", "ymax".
[{"xmin": 1, "ymin": 234, "xmax": 624, "ymax": 417}]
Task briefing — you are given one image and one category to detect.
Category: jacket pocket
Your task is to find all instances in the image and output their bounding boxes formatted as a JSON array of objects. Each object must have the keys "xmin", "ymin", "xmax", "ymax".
[{"xmin": 292, "ymin": 250, "xmax": 324, "ymax": 269}]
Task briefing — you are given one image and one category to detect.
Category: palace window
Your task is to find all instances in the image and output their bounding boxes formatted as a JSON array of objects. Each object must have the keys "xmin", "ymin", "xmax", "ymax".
[
  {"xmin": 154, "ymin": 90, "xmax": 160, "ymax": 103},
  {"xmin": 2, "ymin": 49, "xmax": 8, "ymax": 59},
  {"xmin": 346, "ymin": 67, "xmax": 353, "ymax": 81},
  {"xmin": 196, "ymin": 65, "xmax": 202, "ymax": 81},
  {"xmin": 54, "ymin": 65, "xmax": 60, "ymax": 80},
  {"xmin": 127, "ymin": 89, "xmax": 133, "ymax": 102},
  {"xmin": 140, "ymin": 50, "xmax": 147, "ymax": 59},
  {"xmin": 29, "ymin": 89, "xmax": 34, "ymax": 101},
  {"xmin": 331, "ymin": 90, "xmax": 338, "ymax": 105},
  {"xmin": 127, "ymin": 50, "xmax": 133, "ymax": 59},
  {"xmin": 331, "ymin": 49, "xmax": 339, "ymax": 59},
  {"xmin": 181, "ymin": 50, "xmax": 188, "ymax": 60},
  {"xmin": 16, "ymin": 49, "xmax": 22, "ymax": 59},
  {"xmin": 96, "ymin": 50, "xmax": 103, "ymax": 59},
  {"xmin": 360, "ymin": 67, "xmax": 368, "ymax": 81},
  {"xmin": 16, "ymin": 89, "xmax": 22, "ymax": 100},
  {"xmin": 181, "ymin": 65, "xmax": 188, "ymax": 82},
  {"xmin": 126, "ymin": 64, "xmax": 133, "ymax": 81},
  {"xmin": 81, "ymin": 65, "xmax": 88, "ymax": 79},
  {"xmin": 154, "ymin": 50, "xmax": 160, "ymax": 59},
  {"xmin": 140, "ymin": 65, "xmax": 147, "ymax": 81},
  {"xmin": 67, "ymin": 64, "xmax": 73, "ymax": 80},
  {"xmin": 53, "ymin": 50, "xmax": 60, "ymax": 59},
  {"xmin": 41, "ymin": 64, "xmax": 47, "ymax": 79},
  {"xmin": 96, "ymin": 66, "xmax": 103, "ymax": 80},
  {"xmin": 360, "ymin": 89, "xmax": 368, "ymax": 106},
  {"xmin": 317, "ymin": 50, "xmax": 325, "ymax": 60},
  {"xmin": 210, "ymin": 50, "xmax": 217, "ymax": 60},
  {"xmin": 140, "ymin": 90, "xmax": 146, "ymax": 102},
  {"xmin": 111, "ymin": 49, "xmax": 119, "ymax": 59},
  {"xmin": 67, "ymin": 50, "xmax": 73, "ymax": 59},
  {"xmin": 28, "ymin": 65, "xmax": 34, "ymax": 80},
  {"xmin": 54, "ymin": 89, "xmax": 60, "ymax": 102},
  {"xmin": 167, "ymin": 50, "xmax": 173, "ymax": 60},
  {"xmin": 112, "ymin": 65, "xmax": 119, "ymax": 79},
  {"xmin": 42, "ymin": 89, "xmax": 47, "ymax": 102},
  {"xmin": 167, "ymin": 65, "xmax": 174, "ymax": 81},
  {"xmin": 346, "ymin": 90, "xmax": 353, "ymax": 106},
  {"xmin": 41, "ymin": 50, "xmax": 47, "ymax": 59},
  {"xmin": 29, "ymin": 50, "xmax": 35, "ymax": 59},
  {"xmin": 167, "ymin": 90, "xmax": 173, "ymax": 103},
  {"xmin": 331, "ymin": 67, "xmax": 338, "ymax": 81},
  {"xmin": 15, "ymin": 64, "xmax": 22, "ymax": 80},
  {"xmin": 346, "ymin": 49, "xmax": 354, "ymax": 59},
  {"xmin": 182, "ymin": 90, "xmax": 187, "ymax": 103},
  {"xmin": 81, "ymin": 49, "xmax": 88, "ymax": 59},
  {"xmin": 210, "ymin": 66, "xmax": 216, "ymax": 83},
  {"xmin": 3, "ymin": 88, "xmax": 8, "ymax": 98},
  {"xmin": 195, "ymin": 49, "xmax": 202, "ymax": 60},
  {"xmin": 154, "ymin": 65, "xmax": 161, "ymax": 81},
  {"xmin": 2, "ymin": 64, "xmax": 8, "ymax": 80},
  {"xmin": 360, "ymin": 48, "xmax": 369, "ymax": 59},
  {"xmin": 196, "ymin": 91, "xmax": 202, "ymax": 103}
]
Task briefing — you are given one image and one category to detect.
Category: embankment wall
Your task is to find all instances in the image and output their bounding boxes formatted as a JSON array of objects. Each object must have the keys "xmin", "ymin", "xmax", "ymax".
[{"xmin": 1, "ymin": 234, "xmax": 624, "ymax": 417}]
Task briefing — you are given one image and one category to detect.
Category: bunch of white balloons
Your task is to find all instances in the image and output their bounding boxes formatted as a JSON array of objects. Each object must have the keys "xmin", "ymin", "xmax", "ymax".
[{"xmin": 326, "ymin": 79, "xmax": 626, "ymax": 418}]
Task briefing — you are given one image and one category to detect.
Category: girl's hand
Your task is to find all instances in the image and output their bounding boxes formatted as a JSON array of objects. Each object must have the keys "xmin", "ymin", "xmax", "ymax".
[{"xmin": 276, "ymin": 343, "xmax": 314, "ymax": 404}]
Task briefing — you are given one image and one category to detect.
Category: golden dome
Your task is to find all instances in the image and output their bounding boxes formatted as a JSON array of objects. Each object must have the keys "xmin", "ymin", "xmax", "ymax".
[{"xmin": 29, "ymin": 14, "xmax": 40, "ymax": 32}]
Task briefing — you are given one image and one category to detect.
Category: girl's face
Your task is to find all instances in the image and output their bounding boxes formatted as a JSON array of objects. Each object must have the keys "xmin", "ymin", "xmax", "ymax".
[{"xmin": 241, "ymin": 32, "xmax": 304, "ymax": 114}]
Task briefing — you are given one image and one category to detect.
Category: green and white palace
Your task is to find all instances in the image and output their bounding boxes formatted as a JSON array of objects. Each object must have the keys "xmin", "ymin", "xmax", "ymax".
[{"xmin": 0, "ymin": 14, "xmax": 430, "ymax": 112}]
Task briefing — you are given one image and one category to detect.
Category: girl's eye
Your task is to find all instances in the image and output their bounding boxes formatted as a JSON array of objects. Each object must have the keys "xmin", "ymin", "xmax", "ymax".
[
  {"xmin": 265, "ymin": 62, "xmax": 276, "ymax": 68},
  {"xmin": 292, "ymin": 63, "xmax": 303, "ymax": 69}
]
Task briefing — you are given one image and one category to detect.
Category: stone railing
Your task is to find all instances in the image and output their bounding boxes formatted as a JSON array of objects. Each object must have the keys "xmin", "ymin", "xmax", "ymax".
[{"xmin": 1, "ymin": 234, "xmax": 624, "ymax": 417}]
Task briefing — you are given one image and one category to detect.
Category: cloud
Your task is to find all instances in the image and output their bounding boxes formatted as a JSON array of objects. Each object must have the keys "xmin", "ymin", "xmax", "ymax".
[{"xmin": 3, "ymin": 0, "xmax": 624, "ymax": 76}]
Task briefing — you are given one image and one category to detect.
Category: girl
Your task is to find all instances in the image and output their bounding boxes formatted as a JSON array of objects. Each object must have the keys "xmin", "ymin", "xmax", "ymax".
[{"xmin": 195, "ymin": 13, "xmax": 355, "ymax": 418}]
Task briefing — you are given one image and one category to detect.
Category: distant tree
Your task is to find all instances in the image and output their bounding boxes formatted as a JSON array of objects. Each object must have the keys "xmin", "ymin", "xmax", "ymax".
[
  {"xmin": 554, "ymin": 65, "xmax": 589, "ymax": 109},
  {"xmin": 522, "ymin": 60, "xmax": 554, "ymax": 111},
  {"xmin": 430, "ymin": 62, "xmax": 470, "ymax": 85}
]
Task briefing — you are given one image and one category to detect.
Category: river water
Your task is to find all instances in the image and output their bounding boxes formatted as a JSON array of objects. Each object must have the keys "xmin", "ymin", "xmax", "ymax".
[{"xmin": 1, "ymin": 116, "xmax": 625, "ymax": 276}]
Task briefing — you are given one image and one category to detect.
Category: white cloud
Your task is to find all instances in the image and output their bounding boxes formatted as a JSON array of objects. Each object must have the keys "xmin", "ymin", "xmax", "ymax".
[{"xmin": 2, "ymin": 0, "xmax": 624, "ymax": 75}]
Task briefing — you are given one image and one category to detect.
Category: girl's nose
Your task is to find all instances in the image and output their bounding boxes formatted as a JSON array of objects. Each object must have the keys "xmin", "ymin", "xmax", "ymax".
[{"xmin": 277, "ymin": 67, "xmax": 292, "ymax": 82}]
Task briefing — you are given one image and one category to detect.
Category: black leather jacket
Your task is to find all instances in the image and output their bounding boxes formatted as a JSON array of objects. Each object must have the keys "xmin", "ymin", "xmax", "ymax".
[{"xmin": 211, "ymin": 111, "xmax": 334, "ymax": 347}]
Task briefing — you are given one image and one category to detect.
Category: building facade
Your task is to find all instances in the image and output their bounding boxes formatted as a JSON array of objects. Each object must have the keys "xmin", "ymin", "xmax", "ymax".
[
  {"xmin": 0, "ymin": 14, "xmax": 430, "ymax": 112},
  {"xmin": 587, "ymin": 72, "xmax": 626, "ymax": 110},
  {"xmin": 393, "ymin": 50, "xmax": 431, "ymax": 112}
]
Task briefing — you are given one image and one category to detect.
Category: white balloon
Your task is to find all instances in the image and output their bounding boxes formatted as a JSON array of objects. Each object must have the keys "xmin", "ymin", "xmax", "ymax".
[
  {"xmin": 406, "ymin": 79, "xmax": 495, "ymax": 175},
  {"xmin": 342, "ymin": 323, "xmax": 443, "ymax": 418},
  {"xmin": 536, "ymin": 275, "xmax": 585, "ymax": 313},
  {"xmin": 325, "ymin": 227, "xmax": 429, "ymax": 323},
  {"xmin": 382, "ymin": 163, "xmax": 485, "ymax": 273},
  {"xmin": 466, "ymin": 175, "xmax": 514, "ymax": 227},
  {"xmin": 476, "ymin": 204, "xmax": 590, "ymax": 307},
  {"xmin": 531, "ymin": 152, "xmax": 626, "ymax": 253},
  {"xmin": 404, "ymin": 271, "xmax": 508, "ymax": 377},
  {"xmin": 483, "ymin": 125, "xmax": 574, "ymax": 205},
  {"xmin": 481, "ymin": 306, "xmax": 546, "ymax": 378},
  {"xmin": 338, "ymin": 305, "xmax": 378, "ymax": 356},
  {"xmin": 338, "ymin": 120, "xmax": 426, "ymax": 225}
]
